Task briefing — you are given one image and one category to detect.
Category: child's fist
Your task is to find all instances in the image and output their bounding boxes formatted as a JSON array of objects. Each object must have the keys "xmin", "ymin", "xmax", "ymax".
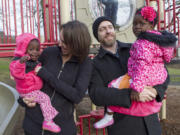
[{"xmin": 20, "ymin": 55, "xmax": 30, "ymax": 63}]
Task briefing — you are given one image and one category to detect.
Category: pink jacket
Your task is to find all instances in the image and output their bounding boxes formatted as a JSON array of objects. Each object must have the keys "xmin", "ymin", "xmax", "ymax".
[
  {"xmin": 10, "ymin": 60, "xmax": 43, "ymax": 94},
  {"xmin": 128, "ymin": 30, "xmax": 174, "ymax": 92},
  {"xmin": 9, "ymin": 33, "xmax": 43, "ymax": 94},
  {"xmin": 109, "ymin": 30, "xmax": 176, "ymax": 116}
]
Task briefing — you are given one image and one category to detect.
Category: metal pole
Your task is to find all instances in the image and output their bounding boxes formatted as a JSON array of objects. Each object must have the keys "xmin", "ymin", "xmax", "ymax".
[
  {"xmin": 163, "ymin": 0, "xmax": 166, "ymax": 30},
  {"xmin": 36, "ymin": 0, "xmax": 40, "ymax": 39},
  {"xmin": 8, "ymin": 0, "xmax": 11, "ymax": 43},
  {"xmin": 92, "ymin": 104, "xmax": 97, "ymax": 111},
  {"xmin": 13, "ymin": 0, "xmax": 17, "ymax": 38},
  {"xmin": 177, "ymin": 18, "xmax": 180, "ymax": 47},
  {"xmin": 173, "ymin": 0, "xmax": 176, "ymax": 34},
  {"xmin": 2, "ymin": 0, "xmax": 5, "ymax": 43},
  {"xmin": 32, "ymin": 0, "xmax": 35, "ymax": 34},
  {"xmin": 54, "ymin": 0, "xmax": 58, "ymax": 41},
  {"xmin": 20, "ymin": 0, "xmax": 24, "ymax": 33},
  {"xmin": 29, "ymin": 0, "xmax": 32, "ymax": 33},
  {"xmin": 157, "ymin": 0, "xmax": 161, "ymax": 30},
  {"xmin": 26, "ymin": 0, "xmax": 29, "ymax": 33},
  {"xmin": 5, "ymin": 0, "xmax": 9, "ymax": 43},
  {"xmin": 43, "ymin": 0, "xmax": 48, "ymax": 41},
  {"xmin": 168, "ymin": 0, "xmax": 170, "ymax": 31},
  {"xmin": 161, "ymin": 99, "xmax": 166, "ymax": 119},
  {"xmin": 146, "ymin": 0, "xmax": 150, "ymax": 6}
]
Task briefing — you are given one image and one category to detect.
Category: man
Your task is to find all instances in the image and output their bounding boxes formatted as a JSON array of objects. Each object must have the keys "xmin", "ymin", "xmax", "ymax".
[{"xmin": 88, "ymin": 16, "xmax": 169, "ymax": 135}]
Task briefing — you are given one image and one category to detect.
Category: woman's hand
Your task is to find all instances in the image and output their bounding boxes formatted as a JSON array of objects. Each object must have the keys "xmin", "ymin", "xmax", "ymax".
[
  {"xmin": 138, "ymin": 86, "xmax": 157, "ymax": 102},
  {"xmin": 130, "ymin": 90, "xmax": 139, "ymax": 101},
  {"xmin": 23, "ymin": 97, "xmax": 36, "ymax": 107}
]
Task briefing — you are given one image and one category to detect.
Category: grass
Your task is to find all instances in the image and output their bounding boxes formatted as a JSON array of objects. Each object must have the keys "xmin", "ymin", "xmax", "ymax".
[
  {"xmin": 167, "ymin": 67, "xmax": 180, "ymax": 83},
  {"xmin": 0, "ymin": 59, "xmax": 10, "ymax": 71},
  {"xmin": 0, "ymin": 58, "xmax": 15, "ymax": 87},
  {"xmin": 170, "ymin": 76, "xmax": 180, "ymax": 82},
  {"xmin": 0, "ymin": 58, "xmax": 11, "ymax": 76},
  {"xmin": 167, "ymin": 67, "xmax": 180, "ymax": 75}
]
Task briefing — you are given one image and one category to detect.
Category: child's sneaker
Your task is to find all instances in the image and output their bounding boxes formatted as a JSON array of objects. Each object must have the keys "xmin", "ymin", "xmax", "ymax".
[
  {"xmin": 42, "ymin": 120, "xmax": 61, "ymax": 133},
  {"xmin": 94, "ymin": 113, "xmax": 114, "ymax": 129}
]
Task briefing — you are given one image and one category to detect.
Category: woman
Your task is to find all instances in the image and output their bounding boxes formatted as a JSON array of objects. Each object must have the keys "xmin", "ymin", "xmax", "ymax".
[{"xmin": 20, "ymin": 20, "xmax": 92, "ymax": 135}]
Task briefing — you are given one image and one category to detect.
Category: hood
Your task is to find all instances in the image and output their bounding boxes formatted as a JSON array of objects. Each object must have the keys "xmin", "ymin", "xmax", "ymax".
[
  {"xmin": 138, "ymin": 30, "xmax": 177, "ymax": 47},
  {"xmin": 14, "ymin": 33, "xmax": 40, "ymax": 57}
]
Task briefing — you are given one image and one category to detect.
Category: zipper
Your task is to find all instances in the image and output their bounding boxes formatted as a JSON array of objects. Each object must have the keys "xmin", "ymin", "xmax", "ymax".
[
  {"xmin": 42, "ymin": 63, "xmax": 65, "ymax": 135},
  {"xmin": 57, "ymin": 63, "xmax": 65, "ymax": 79},
  {"xmin": 51, "ymin": 63, "xmax": 65, "ymax": 100}
]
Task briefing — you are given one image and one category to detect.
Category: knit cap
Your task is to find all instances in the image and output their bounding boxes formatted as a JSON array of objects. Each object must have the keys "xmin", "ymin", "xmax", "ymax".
[{"xmin": 92, "ymin": 16, "xmax": 114, "ymax": 41}]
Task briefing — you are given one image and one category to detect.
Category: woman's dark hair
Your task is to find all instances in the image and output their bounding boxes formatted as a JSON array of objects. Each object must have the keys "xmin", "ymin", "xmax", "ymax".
[
  {"xmin": 135, "ymin": 6, "xmax": 158, "ymax": 26},
  {"xmin": 60, "ymin": 21, "xmax": 91, "ymax": 63}
]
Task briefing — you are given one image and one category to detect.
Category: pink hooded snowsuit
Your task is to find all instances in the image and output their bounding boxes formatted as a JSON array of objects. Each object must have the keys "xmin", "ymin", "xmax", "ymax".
[{"xmin": 9, "ymin": 33, "xmax": 58, "ymax": 121}]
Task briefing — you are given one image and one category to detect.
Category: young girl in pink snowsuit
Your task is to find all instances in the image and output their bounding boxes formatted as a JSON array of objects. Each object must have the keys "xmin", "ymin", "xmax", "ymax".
[
  {"xmin": 94, "ymin": 6, "xmax": 177, "ymax": 129},
  {"xmin": 9, "ymin": 33, "xmax": 61, "ymax": 133}
]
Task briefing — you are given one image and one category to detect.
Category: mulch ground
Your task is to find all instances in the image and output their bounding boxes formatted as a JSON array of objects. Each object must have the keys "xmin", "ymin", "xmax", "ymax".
[
  {"xmin": 161, "ymin": 86, "xmax": 180, "ymax": 135},
  {"xmin": 13, "ymin": 86, "xmax": 180, "ymax": 135}
]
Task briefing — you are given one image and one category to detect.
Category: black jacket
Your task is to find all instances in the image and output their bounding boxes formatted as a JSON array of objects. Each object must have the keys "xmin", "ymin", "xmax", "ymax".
[
  {"xmin": 22, "ymin": 46, "xmax": 92, "ymax": 135},
  {"xmin": 89, "ymin": 41, "xmax": 132, "ymax": 107},
  {"xmin": 89, "ymin": 40, "xmax": 170, "ymax": 135}
]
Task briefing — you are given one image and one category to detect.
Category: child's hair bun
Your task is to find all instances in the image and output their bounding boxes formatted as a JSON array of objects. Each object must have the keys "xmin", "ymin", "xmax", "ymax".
[{"xmin": 141, "ymin": 6, "xmax": 157, "ymax": 22}]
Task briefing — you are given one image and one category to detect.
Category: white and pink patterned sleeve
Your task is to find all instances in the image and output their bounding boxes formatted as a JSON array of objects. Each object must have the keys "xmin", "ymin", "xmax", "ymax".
[
  {"xmin": 161, "ymin": 47, "xmax": 174, "ymax": 63},
  {"xmin": 129, "ymin": 41, "xmax": 154, "ymax": 92}
]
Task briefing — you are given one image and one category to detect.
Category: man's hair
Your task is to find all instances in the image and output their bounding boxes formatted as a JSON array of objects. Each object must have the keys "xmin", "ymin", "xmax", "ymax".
[{"xmin": 60, "ymin": 21, "xmax": 91, "ymax": 63}]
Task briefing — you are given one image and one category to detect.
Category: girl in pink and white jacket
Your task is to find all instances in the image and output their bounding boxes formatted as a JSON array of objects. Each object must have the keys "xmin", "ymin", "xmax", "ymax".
[
  {"xmin": 94, "ymin": 6, "xmax": 177, "ymax": 129},
  {"xmin": 9, "ymin": 33, "xmax": 61, "ymax": 133}
]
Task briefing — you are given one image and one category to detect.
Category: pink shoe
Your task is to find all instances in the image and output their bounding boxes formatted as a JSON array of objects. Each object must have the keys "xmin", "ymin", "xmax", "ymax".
[{"xmin": 42, "ymin": 120, "xmax": 61, "ymax": 133}]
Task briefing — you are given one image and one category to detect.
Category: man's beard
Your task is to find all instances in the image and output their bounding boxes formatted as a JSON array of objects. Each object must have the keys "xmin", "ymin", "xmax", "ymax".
[{"xmin": 101, "ymin": 35, "xmax": 116, "ymax": 47}]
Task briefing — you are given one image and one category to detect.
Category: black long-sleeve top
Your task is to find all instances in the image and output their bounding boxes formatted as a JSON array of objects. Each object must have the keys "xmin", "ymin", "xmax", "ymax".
[{"xmin": 22, "ymin": 46, "xmax": 92, "ymax": 135}]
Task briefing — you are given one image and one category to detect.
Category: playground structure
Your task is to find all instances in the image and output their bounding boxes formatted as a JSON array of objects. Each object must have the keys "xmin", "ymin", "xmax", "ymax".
[
  {"xmin": 0, "ymin": 0, "xmax": 179, "ymax": 57},
  {"xmin": 0, "ymin": 0, "xmax": 179, "ymax": 135}
]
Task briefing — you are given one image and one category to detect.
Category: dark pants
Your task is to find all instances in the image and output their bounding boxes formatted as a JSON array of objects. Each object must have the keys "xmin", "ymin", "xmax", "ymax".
[
  {"xmin": 24, "ymin": 131, "xmax": 32, "ymax": 135},
  {"xmin": 107, "ymin": 113, "xmax": 161, "ymax": 135},
  {"xmin": 25, "ymin": 130, "xmax": 60, "ymax": 135}
]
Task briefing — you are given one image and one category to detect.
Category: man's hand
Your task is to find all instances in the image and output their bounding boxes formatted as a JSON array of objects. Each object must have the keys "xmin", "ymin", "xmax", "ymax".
[
  {"xmin": 138, "ymin": 86, "xmax": 157, "ymax": 102},
  {"xmin": 23, "ymin": 97, "xmax": 36, "ymax": 107},
  {"xmin": 144, "ymin": 86, "xmax": 157, "ymax": 96},
  {"xmin": 131, "ymin": 86, "xmax": 157, "ymax": 102}
]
